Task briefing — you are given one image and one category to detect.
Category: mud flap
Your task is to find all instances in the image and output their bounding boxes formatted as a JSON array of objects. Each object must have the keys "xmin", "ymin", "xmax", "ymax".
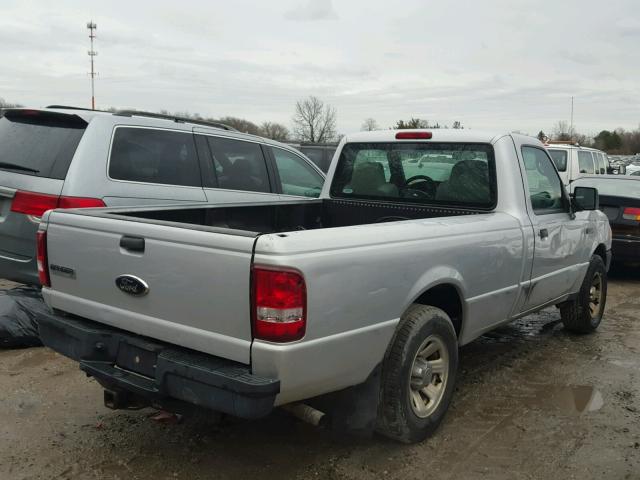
[{"xmin": 310, "ymin": 364, "xmax": 382, "ymax": 438}]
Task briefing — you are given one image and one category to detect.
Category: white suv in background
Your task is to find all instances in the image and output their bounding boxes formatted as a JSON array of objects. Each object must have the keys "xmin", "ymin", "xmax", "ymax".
[{"xmin": 545, "ymin": 142, "xmax": 610, "ymax": 186}]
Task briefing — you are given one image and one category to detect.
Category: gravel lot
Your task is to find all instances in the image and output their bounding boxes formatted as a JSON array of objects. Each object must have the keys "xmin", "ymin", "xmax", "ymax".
[{"xmin": 1, "ymin": 268, "xmax": 639, "ymax": 480}]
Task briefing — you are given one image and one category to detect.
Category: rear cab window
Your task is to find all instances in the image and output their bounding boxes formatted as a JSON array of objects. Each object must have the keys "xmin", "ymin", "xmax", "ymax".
[
  {"xmin": 0, "ymin": 110, "xmax": 86, "ymax": 179},
  {"xmin": 109, "ymin": 127, "xmax": 201, "ymax": 187},
  {"xmin": 330, "ymin": 142, "xmax": 496, "ymax": 209}
]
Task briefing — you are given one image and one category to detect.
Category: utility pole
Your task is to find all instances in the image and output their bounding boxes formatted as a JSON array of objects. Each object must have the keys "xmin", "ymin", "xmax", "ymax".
[
  {"xmin": 87, "ymin": 21, "xmax": 97, "ymax": 110},
  {"xmin": 570, "ymin": 96, "xmax": 574, "ymax": 142}
]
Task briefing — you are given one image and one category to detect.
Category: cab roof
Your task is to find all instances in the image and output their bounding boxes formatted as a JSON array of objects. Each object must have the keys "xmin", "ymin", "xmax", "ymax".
[{"xmin": 343, "ymin": 129, "xmax": 528, "ymax": 145}]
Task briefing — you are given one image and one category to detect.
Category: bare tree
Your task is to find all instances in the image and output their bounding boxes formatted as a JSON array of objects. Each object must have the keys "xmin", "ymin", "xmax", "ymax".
[
  {"xmin": 292, "ymin": 96, "xmax": 337, "ymax": 143},
  {"xmin": 361, "ymin": 118, "xmax": 379, "ymax": 131},
  {"xmin": 0, "ymin": 98, "xmax": 22, "ymax": 108},
  {"xmin": 217, "ymin": 116, "xmax": 261, "ymax": 135},
  {"xmin": 260, "ymin": 122, "xmax": 289, "ymax": 142},
  {"xmin": 394, "ymin": 118, "xmax": 433, "ymax": 129},
  {"xmin": 552, "ymin": 121, "xmax": 575, "ymax": 141}
]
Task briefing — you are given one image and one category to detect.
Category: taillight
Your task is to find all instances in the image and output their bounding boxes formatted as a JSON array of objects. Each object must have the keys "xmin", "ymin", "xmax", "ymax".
[
  {"xmin": 623, "ymin": 207, "xmax": 640, "ymax": 221},
  {"xmin": 58, "ymin": 196, "xmax": 106, "ymax": 209},
  {"xmin": 11, "ymin": 191, "xmax": 59, "ymax": 217},
  {"xmin": 11, "ymin": 190, "xmax": 105, "ymax": 217},
  {"xmin": 36, "ymin": 230, "xmax": 50, "ymax": 287},
  {"xmin": 395, "ymin": 131, "xmax": 433, "ymax": 140},
  {"xmin": 252, "ymin": 267, "xmax": 306, "ymax": 342}
]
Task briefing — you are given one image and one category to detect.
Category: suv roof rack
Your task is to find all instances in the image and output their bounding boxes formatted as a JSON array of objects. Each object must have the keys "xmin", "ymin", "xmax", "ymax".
[
  {"xmin": 46, "ymin": 105, "xmax": 99, "ymax": 111},
  {"xmin": 46, "ymin": 106, "xmax": 236, "ymax": 132},
  {"xmin": 116, "ymin": 110, "xmax": 236, "ymax": 131}
]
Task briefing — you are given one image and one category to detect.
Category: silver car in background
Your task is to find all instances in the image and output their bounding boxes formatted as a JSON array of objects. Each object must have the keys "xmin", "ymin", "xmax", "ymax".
[{"xmin": 0, "ymin": 107, "xmax": 325, "ymax": 285}]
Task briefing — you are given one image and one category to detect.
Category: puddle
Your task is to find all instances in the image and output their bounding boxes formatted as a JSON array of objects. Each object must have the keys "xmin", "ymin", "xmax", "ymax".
[{"xmin": 525, "ymin": 386, "xmax": 604, "ymax": 414}]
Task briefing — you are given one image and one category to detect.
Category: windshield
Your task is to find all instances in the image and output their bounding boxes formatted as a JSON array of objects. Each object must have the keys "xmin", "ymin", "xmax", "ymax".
[
  {"xmin": 330, "ymin": 142, "xmax": 496, "ymax": 208},
  {"xmin": 572, "ymin": 177, "xmax": 640, "ymax": 197},
  {"xmin": 0, "ymin": 112, "xmax": 86, "ymax": 179}
]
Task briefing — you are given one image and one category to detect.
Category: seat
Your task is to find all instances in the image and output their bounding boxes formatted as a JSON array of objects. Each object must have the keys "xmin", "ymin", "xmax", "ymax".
[
  {"xmin": 436, "ymin": 160, "xmax": 490, "ymax": 204},
  {"xmin": 222, "ymin": 158, "xmax": 264, "ymax": 192},
  {"xmin": 350, "ymin": 162, "xmax": 398, "ymax": 197}
]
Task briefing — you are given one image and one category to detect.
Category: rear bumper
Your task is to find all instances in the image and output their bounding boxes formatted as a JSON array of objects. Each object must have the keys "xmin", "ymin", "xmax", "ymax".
[
  {"xmin": 611, "ymin": 237, "xmax": 640, "ymax": 263},
  {"xmin": 38, "ymin": 311, "xmax": 279, "ymax": 419}
]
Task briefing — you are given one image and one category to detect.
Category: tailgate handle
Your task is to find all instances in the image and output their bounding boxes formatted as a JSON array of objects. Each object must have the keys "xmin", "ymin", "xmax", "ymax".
[{"xmin": 120, "ymin": 236, "xmax": 145, "ymax": 253}]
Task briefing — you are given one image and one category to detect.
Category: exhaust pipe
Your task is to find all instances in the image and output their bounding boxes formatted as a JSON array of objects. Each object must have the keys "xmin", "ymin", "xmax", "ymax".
[{"xmin": 281, "ymin": 403, "xmax": 327, "ymax": 427}]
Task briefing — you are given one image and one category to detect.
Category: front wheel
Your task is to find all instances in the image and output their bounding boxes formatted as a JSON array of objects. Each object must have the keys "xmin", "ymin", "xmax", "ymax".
[
  {"xmin": 376, "ymin": 305, "xmax": 458, "ymax": 443},
  {"xmin": 560, "ymin": 255, "xmax": 607, "ymax": 333}
]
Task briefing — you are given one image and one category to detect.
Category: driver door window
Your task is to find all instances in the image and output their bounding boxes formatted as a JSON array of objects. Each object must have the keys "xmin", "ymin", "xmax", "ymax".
[{"xmin": 522, "ymin": 146, "xmax": 565, "ymax": 214}]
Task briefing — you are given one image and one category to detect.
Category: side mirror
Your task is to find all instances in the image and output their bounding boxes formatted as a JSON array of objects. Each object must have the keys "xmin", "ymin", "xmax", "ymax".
[{"xmin": 571, "ymin": 186, "xmax": 599, "ymax": 211}]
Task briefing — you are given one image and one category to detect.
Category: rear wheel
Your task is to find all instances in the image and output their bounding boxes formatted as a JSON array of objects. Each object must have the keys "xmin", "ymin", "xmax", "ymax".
[
  {"xmin": 560, "ymin": 255, "xmax": 607, "ymax": 333},
  {"xmin": 376, "ymin": 305, "xmax": 458, "ymax": 443}
]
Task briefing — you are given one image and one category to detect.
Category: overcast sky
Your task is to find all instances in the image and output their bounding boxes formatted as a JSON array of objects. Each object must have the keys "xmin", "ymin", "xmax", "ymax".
[{"xmin": 1, "ymin": 0, "xmax": 639, "ymax": 136}]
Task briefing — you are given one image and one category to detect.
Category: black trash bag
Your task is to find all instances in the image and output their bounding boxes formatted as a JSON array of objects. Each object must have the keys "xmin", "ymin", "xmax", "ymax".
[{"xmin": 0, "ymin": 286, "xmax": 47, "ymax": 348}]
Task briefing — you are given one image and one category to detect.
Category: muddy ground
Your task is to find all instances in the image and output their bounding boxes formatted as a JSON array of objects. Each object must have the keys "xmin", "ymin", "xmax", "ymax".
[{"xmin": 1, "ymin": 270, "xmax": 639, "ymax": 480}]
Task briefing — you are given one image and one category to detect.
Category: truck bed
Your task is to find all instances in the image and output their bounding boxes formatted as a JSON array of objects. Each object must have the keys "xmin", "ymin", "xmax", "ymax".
[{"xmin": 98, "ymin": 198, "xmax": 486, "ymax": 234}]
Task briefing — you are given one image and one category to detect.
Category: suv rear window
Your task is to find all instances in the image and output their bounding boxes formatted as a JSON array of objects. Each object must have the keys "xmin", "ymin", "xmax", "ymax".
[
  {"xmin": 109, "ymin": 127, "xmax": 201, "ymax": 187},
  {"xmin": 0, "ymin": 111, "xmax": 86, "ymax": 180},
  {"xmin": 330, "ymin": 142, "xmax": 496, "ymax": 208}
]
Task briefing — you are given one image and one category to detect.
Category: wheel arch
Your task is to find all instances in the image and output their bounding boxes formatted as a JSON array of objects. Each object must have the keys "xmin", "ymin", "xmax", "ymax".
[
  {"xmin": 409, "ymin": 282, "xmax": 465, "ymax": 339},
  {"xmin": 593, "ymin": 243, "xmax": 607, "ymax": 263}
]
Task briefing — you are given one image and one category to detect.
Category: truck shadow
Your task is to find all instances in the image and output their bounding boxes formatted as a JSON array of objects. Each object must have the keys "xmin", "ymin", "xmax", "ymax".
[
  {"xmin": 44, "ymin": 275, "xmax": 633, "ymax": 479},
  {"xmin": 67, "ymin": 308, "xmax": 582, "ymax": 478}
]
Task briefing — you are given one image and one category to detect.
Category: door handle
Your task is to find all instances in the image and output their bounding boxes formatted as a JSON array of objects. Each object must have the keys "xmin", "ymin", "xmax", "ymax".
[
  {"xmin": 120, "ymin": 236, "xmax": 145, "ymax": 253},
  {"xmin": 585, "ymin": 226, "xmax": 594, "ymax": 235},
  {"xmin": 539, "ymin": 228, "xmax": 548, "ymax": 239}
]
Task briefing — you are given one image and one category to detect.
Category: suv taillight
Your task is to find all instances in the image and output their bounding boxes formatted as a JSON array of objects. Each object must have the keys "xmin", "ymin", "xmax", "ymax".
[
  {"xmin": 36, "ymin": 230, "xmax": 50, "ymax": 287},
  {"xmin": 252, "ymin": 267, "xmax": 306, "ymax": 342},
  {"xmin": 11, "ymin": 190, "xmax": 105, "ymax": 218},
  {"xmin": 623, "ymin": 207, "xmax": 640, "ymax": 221}
]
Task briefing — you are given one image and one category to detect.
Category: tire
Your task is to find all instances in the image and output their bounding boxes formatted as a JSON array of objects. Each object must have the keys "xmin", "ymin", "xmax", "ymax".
[
  {"xmin": 376, "ymin": 305, "xmax": 458, "ymax": 443},
  {"xmin": 560, "ymin": 255, "xmax": 607, "ymax": 333}
]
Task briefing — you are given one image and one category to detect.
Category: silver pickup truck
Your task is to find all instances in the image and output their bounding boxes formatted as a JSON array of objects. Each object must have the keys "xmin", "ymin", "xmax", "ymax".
[{"xmin": 36, "ymin": 130, "xmax": 611, "ymax": 443}]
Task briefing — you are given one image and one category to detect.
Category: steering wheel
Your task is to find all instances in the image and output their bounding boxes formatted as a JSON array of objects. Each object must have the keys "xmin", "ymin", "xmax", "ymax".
[
  {"xmin": 405, "ymin": 175, "xmax": 434, "ymax": 185},
  {"xmin": 404, "ymin": 175, "xmax": 436, "ymax": 199}
]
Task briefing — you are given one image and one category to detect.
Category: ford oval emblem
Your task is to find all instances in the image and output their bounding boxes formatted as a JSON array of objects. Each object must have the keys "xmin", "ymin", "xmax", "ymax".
[{"xmin": 115, "ymin": 275, "xmax": 149, "ymax": 297}]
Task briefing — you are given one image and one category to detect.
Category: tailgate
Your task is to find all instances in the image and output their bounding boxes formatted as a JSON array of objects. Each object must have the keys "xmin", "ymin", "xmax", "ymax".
[{"xmin": 42, "ymin": 210, "xmax": 257, "ymax": 364}]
